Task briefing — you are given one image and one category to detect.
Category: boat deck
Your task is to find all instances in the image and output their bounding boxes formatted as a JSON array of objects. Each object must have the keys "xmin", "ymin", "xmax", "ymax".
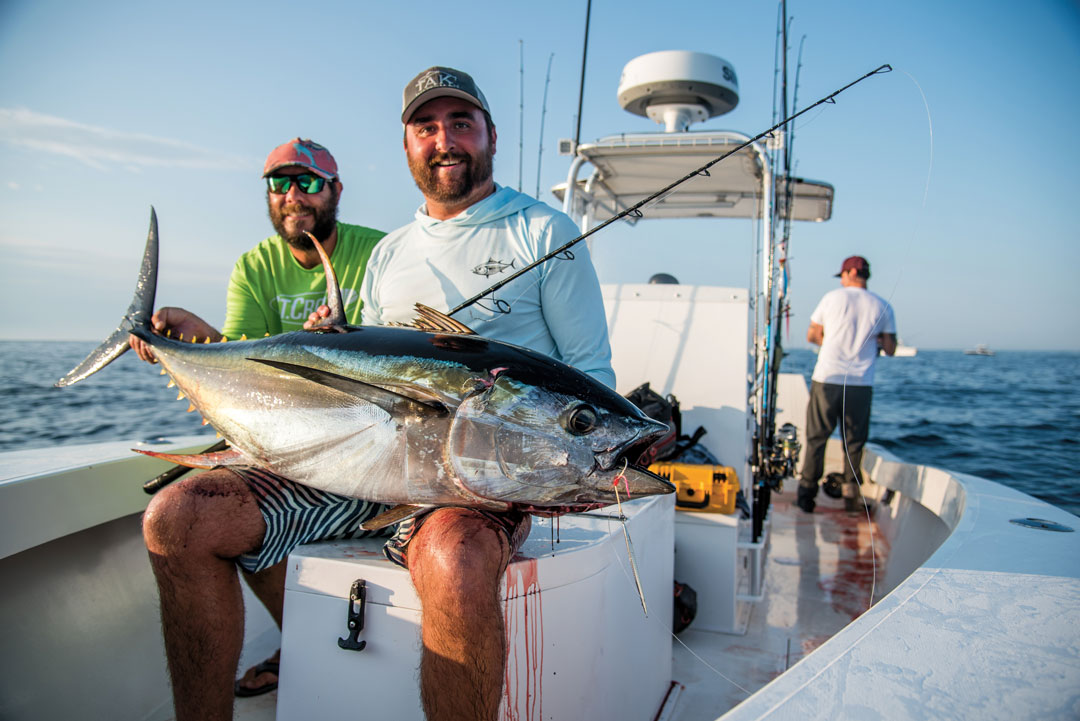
[
  {"xmin": 669, "ymin": 490, "xmax": 886, "ymax": 719},
  {"xmin": 221, "ymin": 488, "xmax": 886, "ymax": 721}
]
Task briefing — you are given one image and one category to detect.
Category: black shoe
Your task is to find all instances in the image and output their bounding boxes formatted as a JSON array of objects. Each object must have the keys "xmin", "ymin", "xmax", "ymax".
[
  {"xmin": 845, "ymin": 496, "xmax": 877, "ymax": 516},
  {"xmin": 796, "ymin": 495, "xmax": 816, "ymax": 513}
]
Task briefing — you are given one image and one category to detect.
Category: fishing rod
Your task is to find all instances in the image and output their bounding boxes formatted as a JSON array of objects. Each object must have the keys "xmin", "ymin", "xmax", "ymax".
[
  {"xmin": 535, "ymin": 52, "xmax": 555, "ymax": 199},
  {"xmin": 448, "ymin": 63, "xmax": 893, "ymax": 318},
  {"xmin": 572, "ymin": 0, "xmax": 592, "ymax": 153},
  {"xmin": 759, "ymin": 32, "xmax": 808, "ymax": 488}
]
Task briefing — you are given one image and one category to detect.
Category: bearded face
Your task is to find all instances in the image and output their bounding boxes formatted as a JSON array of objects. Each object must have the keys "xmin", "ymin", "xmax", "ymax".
[
  {"xmin": 407, "ymin": 132, "xmax": 494, "ymax": 205},
  {"xmin": 267, "ymin": 182, "xmax": 340, "ymax": 250}
]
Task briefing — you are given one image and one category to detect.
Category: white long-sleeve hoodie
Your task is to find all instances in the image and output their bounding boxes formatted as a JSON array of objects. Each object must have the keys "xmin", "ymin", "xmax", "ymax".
[{"xmin": 361, "ymin": 185, "xmax": 615, "ymax": 388}]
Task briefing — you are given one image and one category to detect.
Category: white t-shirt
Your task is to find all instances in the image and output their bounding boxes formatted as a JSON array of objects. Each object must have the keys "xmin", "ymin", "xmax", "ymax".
[
  {"xmin": 810, "ymin": 286, "xmax": 896, "ymax": 386},
  {"xmin": 361, "ymin": 185, "xmax": 615, "ymax": 388}
]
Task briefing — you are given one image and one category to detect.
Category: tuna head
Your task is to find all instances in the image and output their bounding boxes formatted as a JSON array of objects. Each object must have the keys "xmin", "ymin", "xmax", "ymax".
[{"xmin": 446, "ymin": 373, "xmax": 674, "ymax": 510}]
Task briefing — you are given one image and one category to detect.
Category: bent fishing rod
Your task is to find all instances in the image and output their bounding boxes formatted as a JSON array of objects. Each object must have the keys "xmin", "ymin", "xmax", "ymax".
[{"xmin": 449, "ymin": 63, "xmax": 892, "ymax": 318}]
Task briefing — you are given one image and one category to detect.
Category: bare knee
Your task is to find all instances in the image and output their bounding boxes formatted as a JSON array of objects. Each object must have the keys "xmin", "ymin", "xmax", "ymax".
[
  {"xmin": 408, "ymin": 509, "xmax": 509, "ymax": 604},
  {"xmin": 143, "ymin": 470, "xmax": 264, "ymax": 559}
]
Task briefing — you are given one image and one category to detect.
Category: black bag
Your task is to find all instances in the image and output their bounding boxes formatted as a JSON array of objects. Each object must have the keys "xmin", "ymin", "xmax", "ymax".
[
  {"xmin": 673, "ymin": 580, "xmax": 698, "ymax": 633},
  {"xmin": 624, "ymin": 382, "xmax": 680, "ymax": 465}
]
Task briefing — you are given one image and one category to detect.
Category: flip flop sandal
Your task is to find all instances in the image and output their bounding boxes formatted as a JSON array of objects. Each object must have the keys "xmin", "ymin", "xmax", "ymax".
[{"xmin": 234, "ymin": 658, "xmax": 279, "ymax": 697}]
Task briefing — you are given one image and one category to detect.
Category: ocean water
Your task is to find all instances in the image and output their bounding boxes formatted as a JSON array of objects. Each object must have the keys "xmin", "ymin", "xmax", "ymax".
[
  {"xmin": 2, "ymin": 341, "xmax": 1077, "ymax": 516},
  {"xmin": 783, "ymin": 348, "xmax": 1080, "ymax": 517}
]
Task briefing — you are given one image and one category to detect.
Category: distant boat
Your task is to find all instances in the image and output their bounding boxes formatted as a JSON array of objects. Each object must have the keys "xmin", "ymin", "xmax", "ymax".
[
  {"xmin": 884, "ymin": 337, "xmax": 917, "ymax": 357},
  {"xmin": 965, "ymin": 344, "xmax": 995, "ymax": 356}
]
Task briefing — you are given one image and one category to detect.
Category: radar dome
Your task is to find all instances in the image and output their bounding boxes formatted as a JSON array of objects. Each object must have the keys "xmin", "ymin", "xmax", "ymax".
[{"xmin": 617, "ymin": 51, "xmax": 739, "ymax": 132}]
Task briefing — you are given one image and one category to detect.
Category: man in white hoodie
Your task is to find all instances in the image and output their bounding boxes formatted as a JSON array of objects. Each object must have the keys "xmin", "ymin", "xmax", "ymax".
[{"xmin": 356, "ymin": 65, "xmax": 615, "ymax": 721}]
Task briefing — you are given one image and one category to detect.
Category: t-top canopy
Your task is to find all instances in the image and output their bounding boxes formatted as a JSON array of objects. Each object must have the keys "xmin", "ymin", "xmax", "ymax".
[{"xmin": 553, "ymin": 131, "xmax": 832, "ymax": 223}]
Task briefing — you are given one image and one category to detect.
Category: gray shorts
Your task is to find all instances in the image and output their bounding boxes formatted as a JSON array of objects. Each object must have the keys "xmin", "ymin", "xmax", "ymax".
[{"xmin": 228, "ymin": 467, "xmax": 530, "ymax": 573}]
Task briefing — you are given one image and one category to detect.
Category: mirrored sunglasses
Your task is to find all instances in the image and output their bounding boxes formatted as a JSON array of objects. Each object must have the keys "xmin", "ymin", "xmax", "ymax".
[{"xmin": 266, "ymin": 174, "xmax": 328, "ymax": 195}]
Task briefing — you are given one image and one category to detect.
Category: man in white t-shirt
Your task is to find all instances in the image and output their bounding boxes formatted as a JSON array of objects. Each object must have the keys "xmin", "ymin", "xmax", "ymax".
[{"xmin": 797, "ymin": 256, "xmax": 897, "ymax": 514}]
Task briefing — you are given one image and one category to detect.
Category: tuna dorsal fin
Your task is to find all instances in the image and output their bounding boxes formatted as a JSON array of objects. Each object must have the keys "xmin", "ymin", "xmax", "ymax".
[
  {"xmin": 133, "ymin": 446, "xmax": 246, "ymax": 469},
  {"xmin": 249, "ymin": 358, "xmax": 448, "ymax": 416},
  {"xmin": 359, "ymin": 503, "xmax": 432, "ymax": 531},
  {"xmin": 304, "ymin": 230, "xmax": 347, "ymax": 329},
  {"xmin": 409, "ymin": 304, "xmax": 477, "ymax": 334}
]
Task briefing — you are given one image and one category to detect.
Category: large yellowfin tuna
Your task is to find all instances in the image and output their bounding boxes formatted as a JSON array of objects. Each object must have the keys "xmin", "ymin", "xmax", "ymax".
[{"xmin": 57, "ymin": 209, "xmax": 673, "ymax": 526}]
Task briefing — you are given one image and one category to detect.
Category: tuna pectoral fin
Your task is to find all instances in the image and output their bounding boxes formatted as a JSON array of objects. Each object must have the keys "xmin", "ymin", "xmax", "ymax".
[
  {"xmin": 133, "ymin": 447, "xmax": 247, "ymax": 470},
  {"xmin": 360, "ymin": 503, "xmax": 431, "ymax": 531},
  {"xmin": 249, "ymin": 359, "xmax": 448, "ymax": 416}
]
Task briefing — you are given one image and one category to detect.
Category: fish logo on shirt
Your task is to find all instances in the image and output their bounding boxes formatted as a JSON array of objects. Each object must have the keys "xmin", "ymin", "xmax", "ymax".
[{"xmin": 472, "ymin": 258, "xmax": 516, "ymax": 277}]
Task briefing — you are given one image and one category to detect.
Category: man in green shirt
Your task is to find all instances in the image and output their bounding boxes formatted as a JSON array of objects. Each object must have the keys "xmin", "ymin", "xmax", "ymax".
[
  {"xmin": 131, "ymin": 137, "xmax": 383, "ymax": 349},
  {"xmin": 131, "ymin": 138, "xmax": 385, "ymax": 706}
]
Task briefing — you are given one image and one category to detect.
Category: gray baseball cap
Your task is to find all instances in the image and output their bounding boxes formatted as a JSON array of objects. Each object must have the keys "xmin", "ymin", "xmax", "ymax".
[{"xmin": 401, "ymin": 66, "xmax": 491, "ymax": 123}]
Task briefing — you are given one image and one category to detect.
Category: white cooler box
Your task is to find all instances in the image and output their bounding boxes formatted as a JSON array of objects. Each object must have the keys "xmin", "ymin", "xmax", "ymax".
[{"xmin": 277, "ymin": 494, "xmax": 675, "ymax": 720}]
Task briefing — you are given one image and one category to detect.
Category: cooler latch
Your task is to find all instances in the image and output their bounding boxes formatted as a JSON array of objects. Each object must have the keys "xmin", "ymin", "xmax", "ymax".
[{"xmin": 337, "ymin": 579, "xmax": 367, "ymax": 652}]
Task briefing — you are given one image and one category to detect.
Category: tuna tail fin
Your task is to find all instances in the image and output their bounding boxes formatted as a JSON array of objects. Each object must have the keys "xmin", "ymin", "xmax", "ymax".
[{"xmin": 55, "ymin": 207, "xmax": 159, "ymax": 387}]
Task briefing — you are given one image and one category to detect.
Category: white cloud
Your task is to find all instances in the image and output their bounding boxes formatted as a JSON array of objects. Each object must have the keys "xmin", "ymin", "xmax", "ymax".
[{"xmin": 0, "ymin": 108, "xmax": 253, "ymax": 172}]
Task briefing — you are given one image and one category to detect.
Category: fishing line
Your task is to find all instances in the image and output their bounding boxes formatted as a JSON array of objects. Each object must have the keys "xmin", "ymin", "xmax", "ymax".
[
  {"xmin": 597, "ymin": 507, "xmax": 754, "ymax": 697},
  {"xmin": 836, "ymin": 269, "xmax": 903, "ymax": 612},
  {"xmin": 447, "ymin": 64, "xmax": 893, "ymax": 319},
  {"xmin": 817, "ymin": 65, "xmax": 932, "ymax": 614},
  {"xmin": 901, "ymin": 70, "xmax": 935, "ymax": 207}
]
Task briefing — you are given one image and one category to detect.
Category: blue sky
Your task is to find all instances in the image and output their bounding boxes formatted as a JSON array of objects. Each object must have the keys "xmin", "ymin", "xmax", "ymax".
[{"xmin": 1, "ymin": 0, "xmax": 1077, "ymax": 350}]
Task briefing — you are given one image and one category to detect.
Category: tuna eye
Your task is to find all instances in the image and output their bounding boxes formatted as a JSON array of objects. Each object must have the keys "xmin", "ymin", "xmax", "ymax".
[{"xmin": 563, "ymin": 404, "xmax": 599, "ymax": 435}]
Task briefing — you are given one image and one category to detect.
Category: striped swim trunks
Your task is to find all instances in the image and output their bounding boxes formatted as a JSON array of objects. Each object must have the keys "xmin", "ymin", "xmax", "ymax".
[{"xmin": 228, "ymin": 467, "xmax": 531, "ymax": 573}]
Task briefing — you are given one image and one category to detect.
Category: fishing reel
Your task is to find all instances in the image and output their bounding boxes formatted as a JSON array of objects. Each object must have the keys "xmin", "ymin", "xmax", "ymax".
[{"xmin": 762, "ymin": 422, "xmax": 800, "ymax": 488}]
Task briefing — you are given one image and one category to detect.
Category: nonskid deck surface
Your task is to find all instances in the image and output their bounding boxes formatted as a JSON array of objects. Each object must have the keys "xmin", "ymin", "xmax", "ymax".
[{"xmin": 670, "ymin": 491, "xmax": 888, "ymax": 720}]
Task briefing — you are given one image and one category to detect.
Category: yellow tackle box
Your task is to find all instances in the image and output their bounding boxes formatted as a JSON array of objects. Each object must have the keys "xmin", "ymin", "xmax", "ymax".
[{"xmin": 649, "ymin": 462, "xmax": 738, "ymax": 514}]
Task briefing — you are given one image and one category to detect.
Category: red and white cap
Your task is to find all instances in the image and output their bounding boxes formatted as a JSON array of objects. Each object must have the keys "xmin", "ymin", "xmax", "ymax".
[{"xmin": 262, "ymin": 138, "xmax": 338, "ymax": 180}]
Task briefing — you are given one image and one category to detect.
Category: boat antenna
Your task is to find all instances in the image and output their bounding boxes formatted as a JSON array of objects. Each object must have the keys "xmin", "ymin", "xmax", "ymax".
[
  {"xmin": 447, "ymin": 63, "xmax": 893, "ymax": 317},
  {"xmin": 518, "ymin": 39, "xmax": 525, "ymax": 193},
  {"xmin": 572, "ymin": 0, "xmax": 592, "ymax": 153},
  {"xmin": 536, "ymin": 52, "xmax": 555, "ymax": 198}
]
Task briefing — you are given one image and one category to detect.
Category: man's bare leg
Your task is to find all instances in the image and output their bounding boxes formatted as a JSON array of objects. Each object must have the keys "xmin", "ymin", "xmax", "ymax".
[
  {"xmin": 233, "ymin": 562, "xmax": 286, "ymax": 693},
  {"xmin": 408, "ymin": 508, "xmax": 512, "ymax": 721},
  {"xmin": 143, "ymin": 470, "xmax": 267, "ymax": 721}
]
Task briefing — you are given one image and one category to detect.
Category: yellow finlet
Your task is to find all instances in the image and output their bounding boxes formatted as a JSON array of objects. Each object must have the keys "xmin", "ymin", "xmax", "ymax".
[
  {"xmin": 221, "ymin": 336, "xmax": 229, "ymax": 342},
  {"xmin": 167, "ymin": 379, "xmax": 176, "ymax": 388},
  {"xmin": 240, "ymin": 334, "xmax": 247, "ymax": 340},
  {"xmin": 187, "ymin": 403, "xmax": 196, "ymax": 412},
  {"xmin": 204, "ymin": 337, "xmax": 211, "ymax": 344},
  {"xmin": 176, "ymin": 390, "xmax": 185, "ymax": 400},
  {"xmin": 159, "ymin": 368, "xmax": 166, "ymax": 376}
]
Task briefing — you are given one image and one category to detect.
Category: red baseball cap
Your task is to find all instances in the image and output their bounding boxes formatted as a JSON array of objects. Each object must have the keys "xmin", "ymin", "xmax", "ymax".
[
  {"xmin": 262, "ymin": 138, "xmax": 338, "ymax": 180},
  {"xmin": 835, "ymin": 256, "xmax": 870, "ymax": 277}
]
